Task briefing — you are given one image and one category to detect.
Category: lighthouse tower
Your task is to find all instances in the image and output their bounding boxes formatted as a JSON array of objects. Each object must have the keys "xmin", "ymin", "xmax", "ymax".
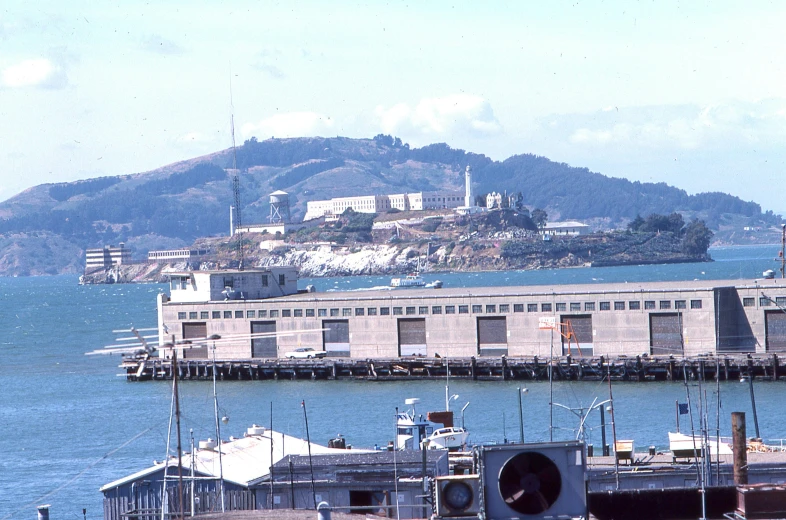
[{"xmin": 464, "ymin": 165, "xmax": 473, "ymax": 207}]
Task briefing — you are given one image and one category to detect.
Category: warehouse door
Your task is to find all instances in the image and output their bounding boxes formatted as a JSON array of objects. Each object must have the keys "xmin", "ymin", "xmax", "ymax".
[
  {"xmin": 398, "ymin": 318, "xmax": 427, "ymax": 356},
  {"xmin": 477, "ymin": 317, "xmax": 508, "ymax": 356},
  {"xmin": 650, "ymin": 313, "xmax": 683, "ymax": 355},
  {"xmin": 561, "ymin": 315, "xmax": 593, "ymax": 357},
  {"xmin": 323, "ymin": 319, "xmax": 350, "ymax": 356},
  {"xmin": 182, "ymin": 322, "xmax": 207, "ymax": 358},
  {"xmin": 766, "ymin": 311, "xmax": 786, "ymax": 352},
  {"xmin": 251, "ymin": 321, "xmax": 277, "ymax": 358}
]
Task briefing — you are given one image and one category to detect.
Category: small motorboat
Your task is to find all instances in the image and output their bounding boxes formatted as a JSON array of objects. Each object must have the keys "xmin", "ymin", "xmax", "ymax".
[{"xmin": 395, "ymin": 398, "xmax": 469, "ymax": 451}]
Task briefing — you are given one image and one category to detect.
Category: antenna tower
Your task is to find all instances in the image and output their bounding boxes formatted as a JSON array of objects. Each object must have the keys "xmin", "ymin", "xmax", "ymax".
[{"xmin": 230, "ymin": 72, "xmax": 244, "ymax": 270}]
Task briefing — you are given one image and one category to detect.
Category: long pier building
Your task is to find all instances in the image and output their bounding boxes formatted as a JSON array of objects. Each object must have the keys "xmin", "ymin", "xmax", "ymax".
[{"xmin": 155, "ymin": 268, "xmax": 786, "ymax": 361}]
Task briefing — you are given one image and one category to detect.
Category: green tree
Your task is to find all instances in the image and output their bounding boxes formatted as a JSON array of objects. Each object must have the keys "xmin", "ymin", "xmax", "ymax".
[
  {"xmin": 531, "ymin": 208, "xmax": 548, "ymax": 229},
  {"xmin": 682, "ymin": 219, "xmax": 713, "ymax": 255}
]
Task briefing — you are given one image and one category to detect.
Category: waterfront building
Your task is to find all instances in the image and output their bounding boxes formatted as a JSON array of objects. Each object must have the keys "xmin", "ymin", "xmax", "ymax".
[
  {"xmin": 147, "ymin": 248, "xmax": 211, "ymax": 263},
  {"xmin": 542, "ymin": 221, "xmax": 591, "ymax": 236},
  {"xmin": 156, "ymin": 270, "xmax": 786, "ymax": 361},
  {"xmin": 303, "ymin": 191, "xmax": 464, "ymax": 221},
  {"xmin": 85, "ymin": 243, "xmax": 131, "ymax": 269}
]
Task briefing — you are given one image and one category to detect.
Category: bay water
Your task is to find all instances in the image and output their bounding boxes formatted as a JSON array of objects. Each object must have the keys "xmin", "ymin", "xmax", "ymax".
[{"xmin": 1, "ymin": 244, "xmax": 785, "ymax": 520}]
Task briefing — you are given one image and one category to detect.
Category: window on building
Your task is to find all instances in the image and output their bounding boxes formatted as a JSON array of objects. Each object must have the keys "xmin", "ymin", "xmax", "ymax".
[
  {"xmin": 514, "ymin": 304, "xmax": 524, "ymax": 313},
  {"xmin": 294, "ymin": 309, "xmax": 303, "ymax": 317},
  {"xmin": 541, "ymin": 303, "xmax": 552, "ymax": 312},
  {"xmin": 224, "ymin": 310, "xmax": 232, "ymax": 319},
  {"xmin": 189, "ymin": 311, "xmax": 198, "ymax": 319},
  {"xmin": 432, "ymin": 306, "xmax": 442, "ymax": 314},
  {"xmin": 499, "ymin": 304, "xmax": 510, "ymax": 313},
  {"xmin": 778, "ymin": 297, "xmax": 786, "ymax": 307},
  {"xmin": 393, "ymin": 307, "xmax": 403, "ymax": 315},
  {"xmin": 223, "ymin": 277, "xmax": 234, "ymax": 289},
  {"xmin": 355, "ymin": 308, "xmax": 365, "ymax": 316},
  {"xmin": 660, "ymin": 301, "xmax": 671, "ymax": 310},
  {"xmin": 743, "ymin": 297, "xmax": 755, "ymax": 307},
  {"xmin": 584, "ymin": 302, "xmax": 595, "ymax": 311},
  {"xmin": 269, "ymin": 310, "xmax": 279, "ymax": 318},
  {"xmin": 380, "ymin": 307, "xmax": 390, "ymax": 316},
  {"xmin": 569, "ymin": 302, "xmax": 580, "ymax": 311},
  {"xmin": 486, "ymin": 305, "xmax": 496, "ymax": 313},
  {"xmin": 599, "ymin": 302, "xmax": 610, "ymax": 311},
  {"xmin": 235, "ymin": 310, "xmax": 244, "ymax": 318},
  {"xmin": 644, "ymin": 301, "xmax": 655, "ymax": 310},
  {"xmin": 212, "ymin": 311, "xmax": 221, "ymax": 319},
  {"xmin": 306, "ymin": 309, "xmax": 315, "ymax": 317},
  {"xmin": 178, "ymin": 312, "xmax": 187, "ymax": 320},
  {"xmin": 445, "ymin": 305, "xmax": 456, "ymax": 314},
  {"xmin": 629, "ymin": 301, "xmax": 641, "ymax": 310},
  {"xmin": 201, "ymin": 311, "xmax": 210, "ymax": 319},
  {"xmin": 318, "ymin": 309, "xmax": 327, "ymax": 317},
  {"xmin": 278, "ymin": 274, "xmax": 286, "ymax": 286},
  {"xmin": 261, "ymin": 275, "xmax": 268, "ymax": 287},
  {"xmin": 675, "ymin": 300, "xmax": 687, "ymax": 310},
  {"xmin": 406, "ymin": 306, "xmax": 416, "ymax": 315},
  {"xmin": 342, "ymin": 308, "xmax": 352, "ymax": 317},
  {"xmin": 330, "ymin": 308, "xmax": 339, "ymax": 317},
  {"xmin": 258, "ymin": 310, "xmax": 267, "ymax": 318},
  {"xmin": 527, "ymin": 303, "xmax": 538, "ymax": 312},
  {"xmin": 555, "ymin": 303, "xmax": 566, "ymax": 312},
  {"xmin": 459, "ymin": 305, "xmax": 469, "ymax": 314},
  {"xmin": 367, "ymin": 308, "xmax": 377, "ymax": 316},
  {"xmin": 614, "ymin": 302, "xmax": 625, "ymax": 311},
  {"xmin": 246, "ymin": 310, "xmax": 255, "ymax": 318},
  {"xmin": 419, "ymin": 306, "xmax": 429, "ymax": 315},
  {"xmin": 282, "ymin": 309, "xmax": 291, "ymax": 317},
  {"xmin": 472, "ymin": 304, "xmax": 483, "ymax": 313}
]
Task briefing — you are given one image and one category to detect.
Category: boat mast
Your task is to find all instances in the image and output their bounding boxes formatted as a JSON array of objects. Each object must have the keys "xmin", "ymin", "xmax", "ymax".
[
  {"xmin": 174, "ymin": 350, "xmax": 185, "ymax": 520},
  {"xmin": 211, "ymin": 336, "xmax": 225, "ymax": 512}
]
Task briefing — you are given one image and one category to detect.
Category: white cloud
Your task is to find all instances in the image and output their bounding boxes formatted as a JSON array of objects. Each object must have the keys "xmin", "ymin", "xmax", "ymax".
[
  {"xmin": 241, "ymin": 112, "xmax": 334, "ymax": 139},
  {"xmin": 1, "ymin": 58, "xmax": 65, "ymax": 88},
  {"xmin": 375, "ymin": 94, "xmax": 502, "ymax": 139}
]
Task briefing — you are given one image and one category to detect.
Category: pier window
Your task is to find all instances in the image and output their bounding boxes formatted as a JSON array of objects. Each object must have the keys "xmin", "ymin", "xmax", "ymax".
[
  {"xmin": 224, "ymin": 311, "xmax": 232, "ymax": 318},
  {"xmin": 419, "ymin": 306, "xmax": 429, "ymax": 315},
  {"xmin": 306, "ymin": 309, "xmax": 315, "ymax": 317},
  {"xmin": 486, "ymin": 305, "xmax": 496, "ymax": 313},
  {"xmin": 743, "ymin": 297, "xmax": 755, "ymax": 307},
  {"xmin": 368, "ymin": 308, "xmax": 377, "ymax": 316},
  {"xmin": 691, "ymin": 300, "xmax": 703, "ymax": 309},
  {"xmin": 278, "ymin": 274, "xmax": 286, "ymax": 286},
  {"xmin": 380, "ymin": 307, "xmax": 390, "ymax": 316},
  {"xmin": 445, "ymin": 305, "xmax": 456, "ymax": 314},
  {"xmin": 555, "ymin": 303, "xmax": 566, "ymax": 312},
  {"xmin": 644, "ymin": 301, "xmax": 656, "ymax": 310},
  {"xmin": 178, "ymin": 312, "xmax": 187, "ymax": 320},
  {"xmin": 614, "ymin": 302, "xmax": 625, "ymax": 311},
  {"xmin": 393, "ymin": 307, "xmax": 403, "ymax": 315},
  {"xmin": 406, "ymin": 306, "xmax": 416, "ymax": 315},
  {"xmin": 398, "ymin": 318, "xmax": 427, "ymax": 356},
  {"xmin": 234, "ymin": 310, "xmax": 244, "ymax": 318},
  {"xmin": 629, "ymin": 301, "xmax": 641, "ymax": 310},
  {"xmin": 541, "ymin": 303, "xmax": 552, "ymax": 312},
  {"xmin": 584, "ymin": 302, "xmax": 595, "ymax": 311},
  {"xmin": 201, "ymin": 311, "xmax": 210, "ymax": 319},
  {"xmin": 318, "ymin": 309, "xmax": 327, "ymax": 317},
  {"xmin": 432, "ymin": 306, "xmax": 442, "ymax": 314},
  {"xmin": 223, "ymin": 277, "xmax": 234, "ymax": 289},
  {"xmin": 514, "ymin": 304, "xmax": 524, "ymax": 312},
  {"xmin": 251, "ymin": 321, "xmax": 277, "ymax": 358},
  {"xmin": 527, "ymin": 304, "xmax": 538, "ymax": 312},
  {"xmin": 459, "ymin": 305, "xmax": 469, "ymax": 314},
  {"xmin": 189, "ymin": 312, "xmax": 198, "ymax": 319},
  {"xmin": 258, "ymin": 310, "xmax": 268, "ymax": 318},
  {"xmin": 247, "ymin": 310, "xmax": 255, "ymax": 318},
  {"xmin": 675, "ymin": 300, "xmax": 686, "ymax": 310},
  {"xmin": 282, "ymin": 310, "xmax": 291, "ymax": 317},
  {"xmin": 778, "ymin": 297, "xmax": 786, "ymax": 306},
  {"xmin": 599, "ymin": 302, "xmax": 610, "ymax": 311},
  {"xmin": 261, "ymin": 275, "xmax": 268, "ymax": 287},
  {"xmin": 330, "ymin": 308, "xmax": 339, "ymax": 317},
  {"xmin": 342, "ymin": 308, "xmax": 352, "ymax": 317},
  {"xmin": 212, "ymin": 311, "xmax": 221, "ymax": 319},
  {"xmin": 323, "ymin": 319, "xmax": 350, "ymax": 356},
  {"xmin": 499, "ymin": 304, "xmax": 510, "ymax": 313},
  {"xmin": 660, "ymin": 301, "xmax": 671, "ymax": 310},
  {"xmin": 269, "ymin": 310, "xmax": 279, "ymax": 318},
  {"xmin": 355, "ymin": 308, "xmax": 365, "ymax": 316},
  {"xmin": 294, "ymin": 309, "xmax": 303, "ymax": 317},
  {"xmin": 472, "ymin": 304, "xmax": 483, "ymax": 313},
  {"xmin": 570, "ymin": 302, "xmax": 581, "ymax": 311}
]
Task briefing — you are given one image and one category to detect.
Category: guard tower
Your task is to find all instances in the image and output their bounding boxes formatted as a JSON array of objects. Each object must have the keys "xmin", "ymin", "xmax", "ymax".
[
  {"xmin": 269, "ymin": 190, "xmax": 291, "ymax": 224},
  {"xmin": 464, "ymin": 165, "xmax": 473, "ymax": 207}
]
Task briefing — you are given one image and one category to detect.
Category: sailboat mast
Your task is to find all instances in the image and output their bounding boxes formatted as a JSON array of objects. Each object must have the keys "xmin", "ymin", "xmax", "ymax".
[{"xmin": 174, "ymin": 351, "xmax": 184, "ymax": 520}]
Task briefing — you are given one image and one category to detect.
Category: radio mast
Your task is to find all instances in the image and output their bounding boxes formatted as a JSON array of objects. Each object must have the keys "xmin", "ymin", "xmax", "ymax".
[{"xmin": 230, "ymin": 72, "xmax": 244, "ymax": 270}]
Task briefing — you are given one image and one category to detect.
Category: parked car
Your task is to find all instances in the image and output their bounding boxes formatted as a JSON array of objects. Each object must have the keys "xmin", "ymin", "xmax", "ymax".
[{"xmin": 284, "ymin": 347, "xmax": 327, "ymax": 359}]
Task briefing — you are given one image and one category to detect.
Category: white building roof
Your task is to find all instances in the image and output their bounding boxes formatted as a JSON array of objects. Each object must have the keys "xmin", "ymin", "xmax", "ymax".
[{"xmin": 543, "ymin": 221, "xmax": 589, "ymax": 229}]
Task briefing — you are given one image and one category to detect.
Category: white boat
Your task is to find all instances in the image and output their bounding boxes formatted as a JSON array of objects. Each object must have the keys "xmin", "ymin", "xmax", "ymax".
[
  {"xmin": 395, "ymin": 398, "xmax": 469, "ymax": 451},
  {"xmin": 668, "ymin": 431, "xmax": 733, "ymax": 459},
  {"xmin": 390, "ymin": 273, "xmax": 426, "ymax": 288}
]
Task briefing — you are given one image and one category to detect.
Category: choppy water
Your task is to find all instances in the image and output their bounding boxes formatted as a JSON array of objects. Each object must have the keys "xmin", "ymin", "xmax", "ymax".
[{"xmin": 1, "ymin": 245, "xmax": 785, "ymax": 520}]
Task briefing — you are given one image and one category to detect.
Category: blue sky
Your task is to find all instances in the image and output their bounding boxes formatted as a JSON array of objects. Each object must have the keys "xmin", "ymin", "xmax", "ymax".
[{"xmin": 2, "ymin": 1, "xmax": 785, "ymax": 214}]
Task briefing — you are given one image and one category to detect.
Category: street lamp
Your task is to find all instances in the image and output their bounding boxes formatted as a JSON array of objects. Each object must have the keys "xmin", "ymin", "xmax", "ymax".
[
  {"xmin": 461, "ymin": 402, "xmax": 470, "ymax": 429},
  {"xmin": 518, "ymin": 387, "xmax": 529, "ymax": 443}
]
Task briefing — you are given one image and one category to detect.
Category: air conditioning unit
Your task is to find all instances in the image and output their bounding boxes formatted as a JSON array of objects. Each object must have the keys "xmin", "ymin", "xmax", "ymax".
[
  {"xmin": 480, "ymin": 441, "xmax": 587, "ymax": 520},
  {"xmin": 434, "ymin": 474, "xmax": 482, "ymax": 517}
]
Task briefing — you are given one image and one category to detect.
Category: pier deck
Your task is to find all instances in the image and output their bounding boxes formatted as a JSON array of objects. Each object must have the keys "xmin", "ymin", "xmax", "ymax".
[{"xmin": 120, "ymin": 354, "xmax": 786, "ymax": 382}]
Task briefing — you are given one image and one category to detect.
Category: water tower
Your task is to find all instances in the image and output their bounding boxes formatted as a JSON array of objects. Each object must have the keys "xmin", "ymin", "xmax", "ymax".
[{"xmin": 269, "ymin": 190, "xmax": 291, "ymax": 224}]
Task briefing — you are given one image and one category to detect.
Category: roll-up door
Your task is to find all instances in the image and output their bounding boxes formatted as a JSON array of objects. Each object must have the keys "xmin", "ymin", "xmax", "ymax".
[
  {"xmin": 398, "ymin": 318, "xmax": 427, "ymax": 356},
  {"xmin": 561, "ymin": 315, "xmax": 593, "ymax": 356},
  {"xmin": 323, "ymin": 319, "xmax": 350, "ymax": 356},
  {"xmin": 650, "ymin": 313, "xmax": 683, "ymax": 355},
  {"xmin": 182, "ymin": 322, "xmax": 208, "ymax": 358},
  {"xmin": 251, "ymin": 321, "xmax": 277, "ymax": 358},
  {"xmin": 477, "ymin": 317, "xmax": 508, "ymax": 356},
  {"xmin": 766, "ymin": 311, "xmax": 786, "ymax": 352}
]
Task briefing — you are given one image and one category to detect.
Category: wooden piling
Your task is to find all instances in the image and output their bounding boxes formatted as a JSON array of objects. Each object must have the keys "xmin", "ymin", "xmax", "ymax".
[{"xmin": 732, "ymin": 412, "xmax": 748, "ymax": 486}]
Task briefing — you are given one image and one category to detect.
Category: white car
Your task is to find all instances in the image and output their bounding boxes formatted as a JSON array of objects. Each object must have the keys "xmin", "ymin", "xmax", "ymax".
[{"xmin": 284, "ymin": 347, "xmax": 327, "ymax": 359}]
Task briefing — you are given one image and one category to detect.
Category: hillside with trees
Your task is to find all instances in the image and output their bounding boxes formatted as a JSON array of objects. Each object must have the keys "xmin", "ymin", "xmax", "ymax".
[{"xmin": 0, "ymin": 135, "xmax": 780, "ymax": 276}]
